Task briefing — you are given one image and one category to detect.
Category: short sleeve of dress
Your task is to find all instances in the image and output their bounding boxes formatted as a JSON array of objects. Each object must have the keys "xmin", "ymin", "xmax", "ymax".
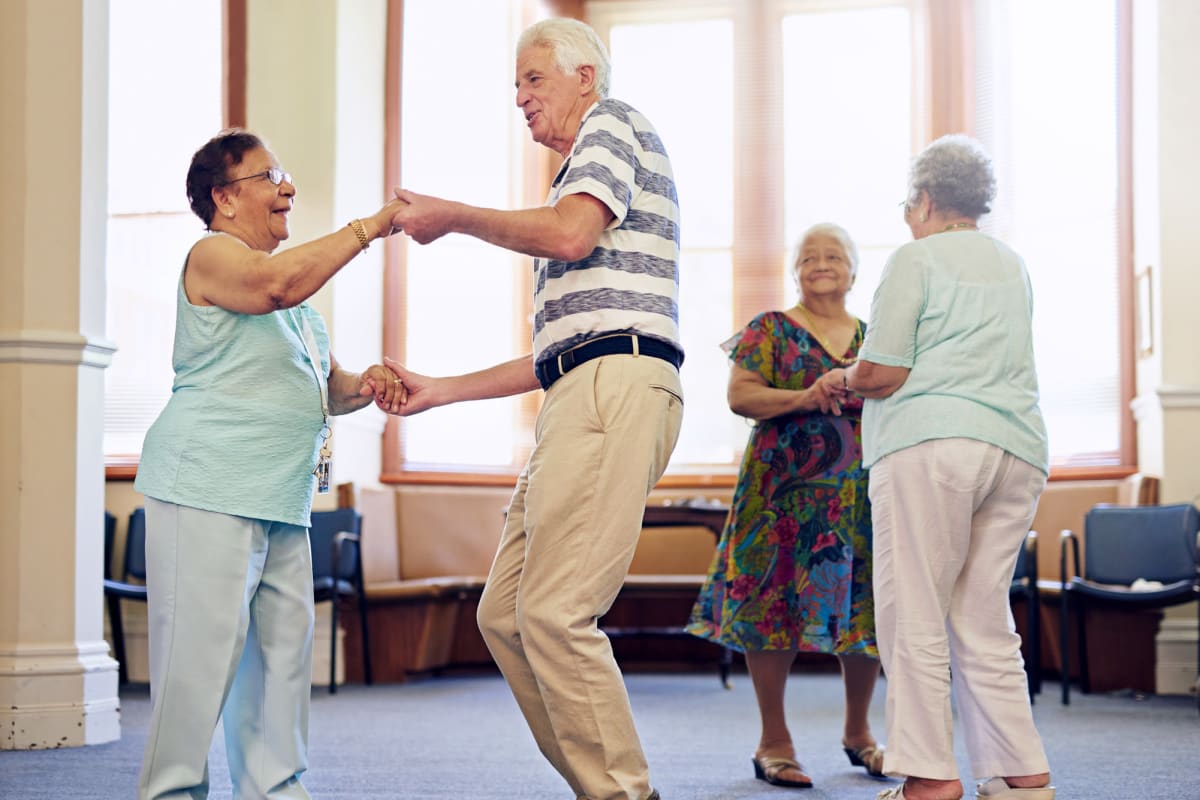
[{"xmin": 720, "ymin": 312, "xmax": 778, "ymax": 382}]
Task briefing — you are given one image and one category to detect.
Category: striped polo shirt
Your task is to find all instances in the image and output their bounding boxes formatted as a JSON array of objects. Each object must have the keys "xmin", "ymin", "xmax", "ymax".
[{"xmin": 532, "ymin": 98, "xmax": 683, "ymax": 367}]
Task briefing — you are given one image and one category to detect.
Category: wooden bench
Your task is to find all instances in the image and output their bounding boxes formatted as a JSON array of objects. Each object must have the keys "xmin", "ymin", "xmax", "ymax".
[
  {"xmin": 600, "ymin": 502, "xmax": 734, "ymax": 686},
  {"xmin": 342, "ymin": 487, "xmax": 730, "ymax": 683}
]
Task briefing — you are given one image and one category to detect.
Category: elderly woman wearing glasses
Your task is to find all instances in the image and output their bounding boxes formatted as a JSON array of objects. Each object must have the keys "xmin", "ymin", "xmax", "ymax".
[
  {"xmin": 821, "ymin": 134, "xmax": 1053, "ymax": 800},
  {"xmin": 133, "ymin": 128, "xmax": 406, "ymax": 800}
]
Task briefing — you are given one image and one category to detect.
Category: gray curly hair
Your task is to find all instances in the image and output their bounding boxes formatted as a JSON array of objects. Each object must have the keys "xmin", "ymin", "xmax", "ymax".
[
  {"xmin": 907, "ymin": 134, "xmax": 996, "ymax": 219},
  {"xmin": 516, "ymin": 18, "xmax": 611, "ymax": 99}
]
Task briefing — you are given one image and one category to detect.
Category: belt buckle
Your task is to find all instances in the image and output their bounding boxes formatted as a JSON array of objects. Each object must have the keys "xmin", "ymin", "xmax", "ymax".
[{"xmin": 556, "ymin": 348, "xmax": 574, "ymax": 379}]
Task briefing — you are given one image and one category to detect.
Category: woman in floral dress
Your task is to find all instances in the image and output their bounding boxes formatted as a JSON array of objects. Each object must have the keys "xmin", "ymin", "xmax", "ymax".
[{"xmin": 688, "ymin": 223, "xmax": 884, "ymax": 790}]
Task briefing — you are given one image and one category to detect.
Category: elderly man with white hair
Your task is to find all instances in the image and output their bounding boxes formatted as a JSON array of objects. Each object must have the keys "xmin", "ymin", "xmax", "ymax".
[{"xmin": 388, "ymin": 17, "xmax": 682, "ymax": 800}]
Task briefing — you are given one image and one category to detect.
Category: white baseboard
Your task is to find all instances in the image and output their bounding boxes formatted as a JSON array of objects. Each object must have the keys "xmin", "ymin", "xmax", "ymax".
[
  {"xmin": 312, "ymin": 601, "xmax": 345, "ymax": 687},
  {"xmin": 107, "ymin": 599, "xmax": 344, "ymax": 687},
  {"xmin": 1155, "ymin": 618, "xmax": 1198, "ymax": 696}
]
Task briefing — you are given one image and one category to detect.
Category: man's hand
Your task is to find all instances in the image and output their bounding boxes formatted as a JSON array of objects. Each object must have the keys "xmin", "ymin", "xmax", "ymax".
[
  {"xmin": 380, "ymin": 357, "xmax": 446, "ymax": 416},
  {"xmin": 391, "ymin": 189, "xmax": 458, "ymax": 245}
]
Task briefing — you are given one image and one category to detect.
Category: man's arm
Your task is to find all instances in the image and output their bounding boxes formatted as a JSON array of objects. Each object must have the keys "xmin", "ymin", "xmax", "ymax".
[
  {"xmin": 392, "ymin": 190, "xmax": 613, "ymax": 261},
  {"xmin": 381, "ymin": 355, "xmax": 540, "ymax": 417}
]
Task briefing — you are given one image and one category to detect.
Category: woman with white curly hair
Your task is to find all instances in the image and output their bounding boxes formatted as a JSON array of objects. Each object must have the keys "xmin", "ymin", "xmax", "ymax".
[{"xmin": 820, "ymin": 134, "xmax": 1054, "ymax": 800}]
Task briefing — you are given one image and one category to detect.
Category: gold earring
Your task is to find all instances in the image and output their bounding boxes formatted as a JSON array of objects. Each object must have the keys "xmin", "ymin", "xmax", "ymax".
[{"xmin": 919, "ymin": 213, "xmax": 927, "ymax": 223}]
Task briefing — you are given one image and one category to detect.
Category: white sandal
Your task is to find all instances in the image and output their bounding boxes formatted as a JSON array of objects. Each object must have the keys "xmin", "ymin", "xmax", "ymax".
[{"xmin": 975, "ymin": 777, "xmax": 1055, "ymax": 799}]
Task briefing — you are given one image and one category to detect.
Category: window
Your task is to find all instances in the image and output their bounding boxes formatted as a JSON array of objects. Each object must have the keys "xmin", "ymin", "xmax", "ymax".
[
  {"xmin": 606, "ymin": 15, "xmax": 737, "ymax": 467},
  {"xmin": 104, "ymin": 0, "xmax": 224, "ymax": 464},
  {"xmin": 974, "ymin": 0, "xmax": 1127, "ymax": 467},
  {"xmin": 393, "ymin": 0, "xmax": 544, "ymax": 472},
  {"xmin": 593, "ymin": 0, "xmax": 917, "ymax": 474},
  {"xmin": 383, "ymin": 0, "xmax": 1134, "ymax": 481}
]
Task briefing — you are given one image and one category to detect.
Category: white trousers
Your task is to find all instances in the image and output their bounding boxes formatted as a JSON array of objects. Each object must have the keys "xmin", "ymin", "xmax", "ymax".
[
  {"xmin": 477, "ymin": 354, "xmax": 683, "ymax": 800},
  {"xmin": 869, "ymin": 438, "xmax": 1050, "ymax": 780},
  {"xmin": 138, "ymin": 499, "xmax": 315, "ymax": 800}
]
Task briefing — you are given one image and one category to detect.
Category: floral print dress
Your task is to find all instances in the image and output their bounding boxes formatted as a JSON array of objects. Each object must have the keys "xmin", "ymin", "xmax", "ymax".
[{"xmin": 687, "ymin": 310, "xmax": 877, "ymax": 656}]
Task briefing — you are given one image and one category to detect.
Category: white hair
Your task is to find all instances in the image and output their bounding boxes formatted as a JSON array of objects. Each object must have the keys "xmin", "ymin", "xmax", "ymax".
[
  {"xmin": 516, "ymin": 18, "xmax": 611, "ymax": 98},
  {"xmin": 794, "ymin": 222, "xmax": 859, "ymax": 278}
]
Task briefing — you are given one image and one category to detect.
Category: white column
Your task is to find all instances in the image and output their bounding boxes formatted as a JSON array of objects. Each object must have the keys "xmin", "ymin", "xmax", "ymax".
[
  {"xmin": 0, "ymin": 0, "xmax": 120, "ymax": 748},
  {"xmin": 1131, "ymin": 0, "xmax": 1200, "ymax": 695}
]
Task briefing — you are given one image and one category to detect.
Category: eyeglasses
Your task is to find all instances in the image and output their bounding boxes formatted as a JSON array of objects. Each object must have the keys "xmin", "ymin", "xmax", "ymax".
[
  {"xmin": 899, "ymin": 199, "xmax": 911, "ymax": 214},
  {"xmin": 222, "ymin": 168, "xmax": 292, "ymax": 187}
]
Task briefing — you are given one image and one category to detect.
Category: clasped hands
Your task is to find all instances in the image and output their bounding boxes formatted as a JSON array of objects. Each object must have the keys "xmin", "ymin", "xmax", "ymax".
[
  {"xmin": 813, "ymin": 367, "xmax": 854, "ymax": 416},
  {"xmin": 382, "ymin": 188, "xmax": 456, "ymax": 245},
  {"xmin": 353, "ymin": 359, "xmax": 438, "ymax": 418}
]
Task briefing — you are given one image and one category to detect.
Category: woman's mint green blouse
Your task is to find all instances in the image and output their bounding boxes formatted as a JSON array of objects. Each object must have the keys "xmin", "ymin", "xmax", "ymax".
[
  {"xmin": 858, "ymin": 230, "xmax": 1048, "ymax": 474},
  {"xmin": 135, "ymin": 254, "xmax": 330, "ymax": 527}
]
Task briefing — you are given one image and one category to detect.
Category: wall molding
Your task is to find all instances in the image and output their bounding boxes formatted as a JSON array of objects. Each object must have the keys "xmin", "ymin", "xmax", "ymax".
[
  {"xmin": 0, "ymin": 329, "xmax": 117, "ymax": 368},
  {"xmin": 1155, "ymin": 617, "xmax": 1199, "ymax": 697},
  {"xmin": 1130, "ymin": 384, "xmax": 1200, "ymax": 420}
]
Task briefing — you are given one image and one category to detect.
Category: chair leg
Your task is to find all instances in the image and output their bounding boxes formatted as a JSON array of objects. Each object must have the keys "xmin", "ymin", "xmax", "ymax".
[
  {"xmin": 1076, "ymin": 603, "xmax": 1090, "ymax": 694},
  {"xmin": 106, "ymin": 594, "xmax": 129, "ymax": 686},
  {"xmin": 1060, "ymin": 590, "xmax": 1070, "ymax": 705},
  {"xmin": 1024, "ymin": 591, "xmax": 1037, "ymax": 703},
  {"xmin": 1030, "ymin": 590, "xmax": 1042, "ymax": 696},
  {"xmin": 329, "ymin": 597, "xmax": 339, "ymax": 695},
  {"xmin": 719, "ymin": 646, "xmax": 733, "ymax": 690},
  {"xmin": 357, "ymin": 590, "xmax": 372, "ymax": 686}
]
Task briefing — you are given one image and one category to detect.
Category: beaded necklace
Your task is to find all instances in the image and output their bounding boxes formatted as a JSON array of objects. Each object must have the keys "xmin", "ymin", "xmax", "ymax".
[{"xmin": 793, "ymin": 304, "xmax": 861, "ymax": 366}]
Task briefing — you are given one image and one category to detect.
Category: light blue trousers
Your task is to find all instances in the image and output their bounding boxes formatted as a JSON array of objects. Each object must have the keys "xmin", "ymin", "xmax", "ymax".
[{"xmin": 137, "ymin": 499, "xmax": 315, "ymax": 800}]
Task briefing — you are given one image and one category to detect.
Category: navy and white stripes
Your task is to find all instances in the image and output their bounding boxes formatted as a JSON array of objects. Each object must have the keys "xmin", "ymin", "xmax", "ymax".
[{"xmin": 533, "ymin": 98, "xmax": 683, "ymax": 367}]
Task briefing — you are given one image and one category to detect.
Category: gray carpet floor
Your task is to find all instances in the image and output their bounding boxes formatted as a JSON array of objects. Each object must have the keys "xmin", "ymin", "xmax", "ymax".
[{"xmin": 1, "ymin": 671, "xmax": 1197, "ymax": 799}]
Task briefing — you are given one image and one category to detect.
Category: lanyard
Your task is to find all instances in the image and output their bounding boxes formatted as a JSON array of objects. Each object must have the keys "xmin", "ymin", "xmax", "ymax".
[{"xmin": 291, "ymin": 307, "xmax": 332, "ymax": 492}]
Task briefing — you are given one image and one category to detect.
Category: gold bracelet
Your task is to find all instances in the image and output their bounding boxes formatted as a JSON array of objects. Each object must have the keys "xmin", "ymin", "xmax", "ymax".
[{"xmin": 348, "ymin": 219, "xmax": 369, "ymax": 251}]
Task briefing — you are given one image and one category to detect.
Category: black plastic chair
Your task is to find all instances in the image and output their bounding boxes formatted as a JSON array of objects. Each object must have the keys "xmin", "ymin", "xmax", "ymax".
[
  {"xmin": 1010, "ymin": 530, "xmax": 1041, "ymax": 701},
  {"xmin": 103, "ymin": 508, "xmax": 148, "ymax": 685},
  {"xmin": 310, "ymin": 508, "xmax": 372, "ymax": 694},
  {"xmin": 1059, "ymin": 503, "xmax": 1200, "ymax": 706}
]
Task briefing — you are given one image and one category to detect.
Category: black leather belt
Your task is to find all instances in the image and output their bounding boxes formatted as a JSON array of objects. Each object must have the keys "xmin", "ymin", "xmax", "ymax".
[{"xmin": 536, "ymin": 334, "xmax": 683, "ymax": 390}]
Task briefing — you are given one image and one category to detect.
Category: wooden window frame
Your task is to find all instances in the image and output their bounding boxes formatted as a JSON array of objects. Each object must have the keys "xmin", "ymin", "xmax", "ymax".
[
  {"xmin": 380, "ymin": 0, "xmax": 1138, "ymax": 487},
  {"xmin": 106, "ymin": 0, "xmax": 1135, "ymax": 487},
  {"xmin": 105, "ymin": 0, "xmax": 246, "ymax": 481}
]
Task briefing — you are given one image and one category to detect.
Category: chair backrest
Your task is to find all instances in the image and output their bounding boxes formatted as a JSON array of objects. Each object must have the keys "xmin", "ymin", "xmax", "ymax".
[
  {"xmin": 310, "ymin": 508, "xmax": 362, "ymax": 581},
  {"xmin": 1082, "ymin": 503, "xmax": 1200, "ymax": 585},
  {"xmin": 125, "ymin": 507, "xmax": 148, "ymax": 582},
  {"xmin": 104, "ymin": 511, "xmax": 117, "ymax": 580}
]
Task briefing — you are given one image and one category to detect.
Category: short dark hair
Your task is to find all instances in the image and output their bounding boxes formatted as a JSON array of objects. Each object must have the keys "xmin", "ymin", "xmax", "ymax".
[{"xmin": 185, "ymin": 128, "xmax": 264, "ymax": 227}]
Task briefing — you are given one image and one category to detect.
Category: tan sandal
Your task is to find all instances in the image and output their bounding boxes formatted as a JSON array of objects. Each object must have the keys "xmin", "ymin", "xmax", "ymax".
[
  {"xmin": 844, "ymin": 742, "xmax": 887, "ymax": 777},
  {"xmin": 752, "ymin": 754, "xmax": 814, "ymax": 788}
]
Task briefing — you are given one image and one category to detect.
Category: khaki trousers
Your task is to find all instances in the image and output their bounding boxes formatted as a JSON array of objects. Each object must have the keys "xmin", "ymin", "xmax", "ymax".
[
  {"xmin": 869, "ymin": 438, "xmax": 1051, "ymax": 781},
  {"xmin": 478, "ymin": 354, "xmax": 683, "ymax": 800}
]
